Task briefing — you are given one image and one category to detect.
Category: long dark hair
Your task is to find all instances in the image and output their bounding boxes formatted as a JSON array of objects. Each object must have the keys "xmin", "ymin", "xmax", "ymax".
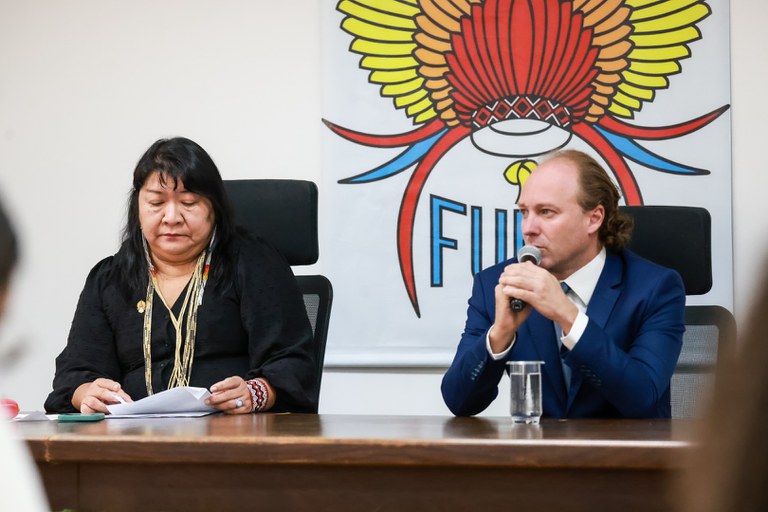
[{"xmin": 114, "ymin": 137, "xmax": 237, "ymax": 296}]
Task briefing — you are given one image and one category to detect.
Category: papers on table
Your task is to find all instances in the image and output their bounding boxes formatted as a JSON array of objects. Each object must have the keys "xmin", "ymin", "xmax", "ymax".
[
  {"xmin": 10, "ymin": 387, "xmax": 217, "ymax": 421},
  {"xmin": 13, "ymin": 411, "xmax": 51, "ymax": 421},
  {"xmin": 106, "ymin": 386, "xmax": 217, "ymax": 418}
]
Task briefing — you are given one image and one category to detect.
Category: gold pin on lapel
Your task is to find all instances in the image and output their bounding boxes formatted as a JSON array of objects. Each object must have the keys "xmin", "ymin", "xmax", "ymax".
[{"xmin": 136, "ymin": 300, "xmax": 146, "ymax": 314}]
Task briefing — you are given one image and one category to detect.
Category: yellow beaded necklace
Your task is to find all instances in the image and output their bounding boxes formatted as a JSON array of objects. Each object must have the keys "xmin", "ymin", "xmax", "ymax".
[{"xmin": 140, "ymin": 231, "xmax": 214, "ymax": 395}]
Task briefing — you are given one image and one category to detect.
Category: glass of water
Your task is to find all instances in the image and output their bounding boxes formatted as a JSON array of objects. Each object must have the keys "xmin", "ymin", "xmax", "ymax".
[{"xmin": 507, "ymin": 361, "xmax": 544, "ymax": 424}]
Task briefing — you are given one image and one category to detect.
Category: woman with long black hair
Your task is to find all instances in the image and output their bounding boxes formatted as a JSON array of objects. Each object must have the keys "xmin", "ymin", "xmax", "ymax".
[{"xmin": 45, "ymin": 137, "xmax": 316, "ymax": 414}]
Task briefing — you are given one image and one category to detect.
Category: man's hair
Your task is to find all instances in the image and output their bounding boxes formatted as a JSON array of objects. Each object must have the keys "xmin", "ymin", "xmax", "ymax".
[
  {"xmin": 0, "ymin": 197, "xmax": 18, "ymax": 289},
  {"xmin": 543, "ymin": 149, "xmax": 633, "ymax": 251}
]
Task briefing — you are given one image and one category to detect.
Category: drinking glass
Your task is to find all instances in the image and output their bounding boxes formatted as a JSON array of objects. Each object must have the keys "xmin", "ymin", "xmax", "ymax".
[{"xmin": 507, "ymin": 361, "xmax": 544, "ymax": 424}]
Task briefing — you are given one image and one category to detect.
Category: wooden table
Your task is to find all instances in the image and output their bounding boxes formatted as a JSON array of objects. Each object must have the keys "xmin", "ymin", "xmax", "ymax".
[{"xmin": 15, "ymin": 414, "xmax": 695, "ymax": 512}]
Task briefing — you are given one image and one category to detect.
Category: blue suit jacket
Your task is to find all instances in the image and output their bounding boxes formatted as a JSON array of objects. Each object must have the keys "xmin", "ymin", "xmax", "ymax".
[{"xmin": 441, "ymin": 250, "xmax": 685, "ymax": 418}]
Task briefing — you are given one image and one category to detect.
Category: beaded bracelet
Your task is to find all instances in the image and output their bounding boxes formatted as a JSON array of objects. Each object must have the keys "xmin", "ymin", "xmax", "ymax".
[{"xmin": 245, "ymin": 378, "xmax": 269, "ymax": 413}]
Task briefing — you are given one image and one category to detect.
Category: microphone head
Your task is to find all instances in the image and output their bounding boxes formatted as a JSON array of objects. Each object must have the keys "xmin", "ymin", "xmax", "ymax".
[{"xmin": 517, "ymin": 245, "xmax": 541, "ymax": 265}]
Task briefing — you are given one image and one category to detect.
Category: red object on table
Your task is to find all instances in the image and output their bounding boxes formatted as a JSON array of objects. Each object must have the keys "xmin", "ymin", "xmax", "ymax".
[{"xmin": 0, "ymin": 398, "xmax": 19, "ymax": 419}]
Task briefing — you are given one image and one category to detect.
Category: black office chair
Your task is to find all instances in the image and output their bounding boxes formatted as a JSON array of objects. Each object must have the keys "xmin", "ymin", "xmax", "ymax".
[
  {"xmin": 620, "ymin": 206, "xmax": 735, "ymax": 418},
  {"xmin": 672, "ymin": 305, "xmax": 736, "ymax": 418},
  {"xmin": 223, "ymin": 179, "xmax": 332, "ymax": 412},
  {"xmin": 622, "ymin": 206, "xmax": 712, "ymax": 296}
]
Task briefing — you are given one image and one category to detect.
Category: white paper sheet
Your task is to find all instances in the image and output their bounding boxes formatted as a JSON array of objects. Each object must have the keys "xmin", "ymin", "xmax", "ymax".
[
  {"xmin": 107, "ymin": 411, "xmax": 215, "ymax": 419},
  {"xmin": 12, "ymin": 411, "xmax": 52, "ymax": 422},
  {"xmin": 106, "ymin": 386, "xmax": 216, "ymax": 417}
]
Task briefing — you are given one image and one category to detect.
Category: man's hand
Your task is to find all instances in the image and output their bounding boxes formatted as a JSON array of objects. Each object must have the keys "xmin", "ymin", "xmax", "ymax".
[
  {"xmin": 488, "ymin": 261, "xmax": 537, "ymax": 353},
  {"xmin": 492, "ymin": 261, "xmax": 578, "ymax": 348}
]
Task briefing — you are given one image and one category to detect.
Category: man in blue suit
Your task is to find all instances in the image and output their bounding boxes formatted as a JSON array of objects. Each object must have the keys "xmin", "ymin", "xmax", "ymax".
[{"xmin": 442, "ymin": 150, "xmax": 685, "ymax": 418}]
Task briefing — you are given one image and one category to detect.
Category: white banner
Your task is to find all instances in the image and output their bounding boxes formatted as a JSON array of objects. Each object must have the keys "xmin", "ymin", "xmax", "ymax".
[{"xmin": 320, "ymin": 0, "xmax": 732, "ymax": 366}]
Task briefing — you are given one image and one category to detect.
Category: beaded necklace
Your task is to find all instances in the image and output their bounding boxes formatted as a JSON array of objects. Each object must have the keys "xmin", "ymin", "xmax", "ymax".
[{"xmin": 140, "ymin": 230, "xmax": 215, "ymax": 395}]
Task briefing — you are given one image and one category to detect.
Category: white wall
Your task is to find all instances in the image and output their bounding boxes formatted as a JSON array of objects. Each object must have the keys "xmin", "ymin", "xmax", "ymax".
[
  {"xmin": 730, "ymin": 1, "xmax": 768, "ymax": 319},
  {"xmin": 0, "ymin": 1, "xmax": 763, "ymax": 417}
]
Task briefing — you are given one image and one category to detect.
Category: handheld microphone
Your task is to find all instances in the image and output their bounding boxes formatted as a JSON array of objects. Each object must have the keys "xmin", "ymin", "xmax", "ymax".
[{"xmin": 510, "ymin": 245, "xmax": 542, "ymax": 312}]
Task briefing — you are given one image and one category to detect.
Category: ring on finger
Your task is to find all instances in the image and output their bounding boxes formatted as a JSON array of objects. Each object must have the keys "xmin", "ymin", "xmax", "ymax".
[{"xmin": 235, "ymin": 398, "xmax": 243, "ymax": 408}]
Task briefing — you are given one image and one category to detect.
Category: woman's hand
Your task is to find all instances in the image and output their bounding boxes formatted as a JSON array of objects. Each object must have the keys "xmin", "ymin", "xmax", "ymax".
[
  {"xmin": 207, "ymin": 376, "xmax": 276, "ymax": 414},
  {"xmin": 207, "ymin": 376, "xmax": 252, "ymax": 414},
  {"xmin": 72, "ymin": 378, "xmax": 133, "ymax": 413}
]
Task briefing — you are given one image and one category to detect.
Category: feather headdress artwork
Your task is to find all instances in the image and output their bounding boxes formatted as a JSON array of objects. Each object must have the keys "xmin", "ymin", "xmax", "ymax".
[{"xmin": 324, "ymin": 0, "xmax": 729, "ymax": 316}]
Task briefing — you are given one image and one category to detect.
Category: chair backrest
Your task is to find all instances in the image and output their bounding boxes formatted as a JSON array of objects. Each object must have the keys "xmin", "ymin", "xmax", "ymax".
[
  {"xmin": 223, "ymin": 179, "xmax": 332, "ymax": 412},
  {"xmin": 671, "ymin": 305, "xmax": 735, "ymax": 418},
  {"xmin": 296, "ymin": 275, "xmax": 333, "ymax": 408},
  {"xmin": 224, "ymin": 179, "xmax": 319, "ymax": 265},
  {"xmin": 620, "ymin": 206, "xmax": 712, "ymax": 295},
  {"xmin": 619, "ymin": 206, "xmax": 733, "ymax": 418}
]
